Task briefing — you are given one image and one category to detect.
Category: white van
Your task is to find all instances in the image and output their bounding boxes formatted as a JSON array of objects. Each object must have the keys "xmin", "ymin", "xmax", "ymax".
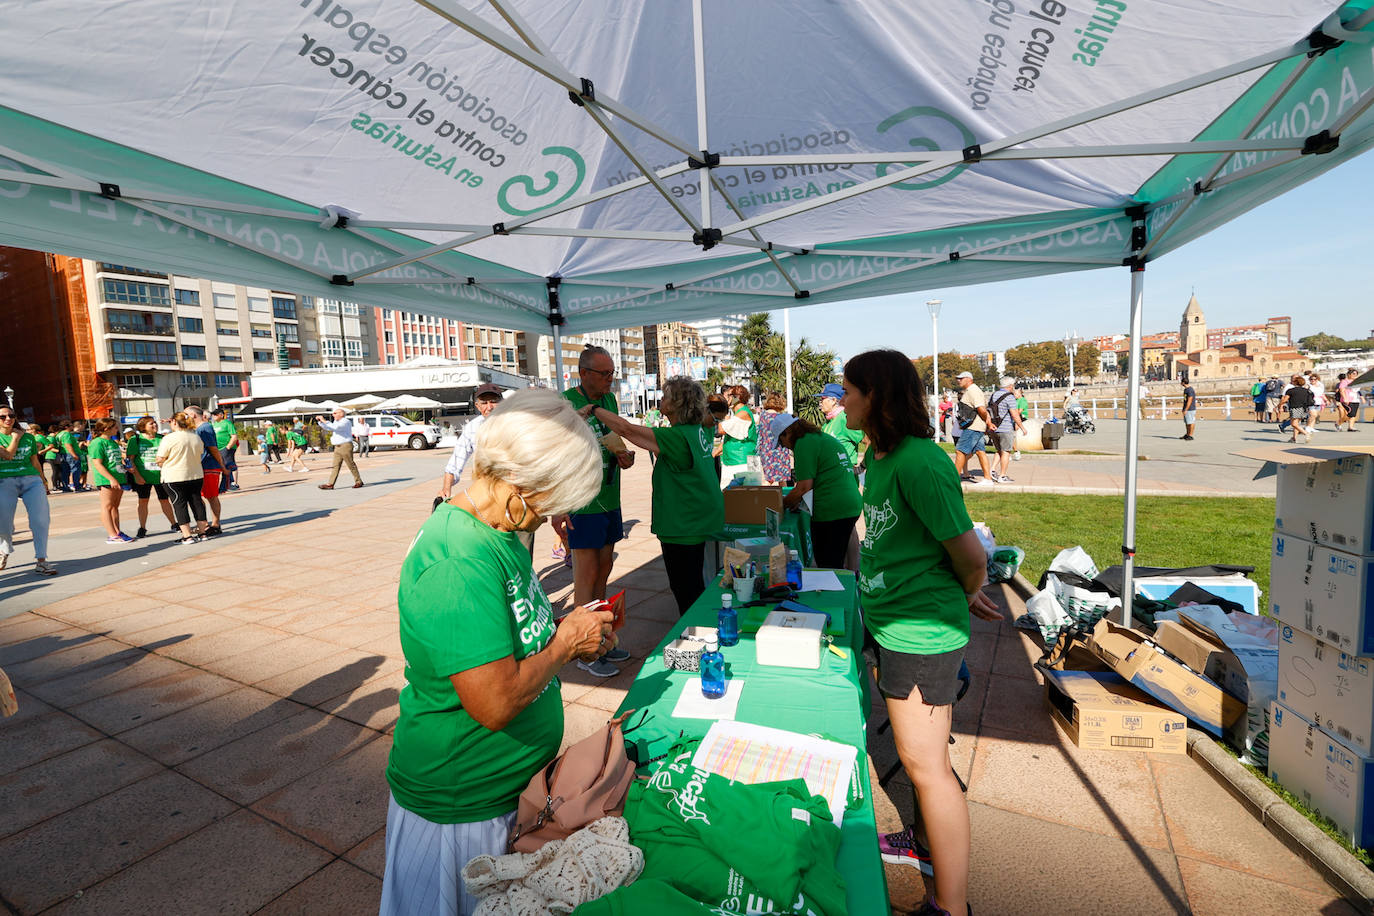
[{"xmin": 350, "ymin": 414, "xmax": 441, "ymax": 450}]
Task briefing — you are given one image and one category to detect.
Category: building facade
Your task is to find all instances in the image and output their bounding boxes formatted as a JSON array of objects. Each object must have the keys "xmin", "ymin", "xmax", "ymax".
[
  {"xmin": 645, "ymin": 323, "xmax": 721, "ymax": 381},
  {"xmin": 372, "ymin": 308, "xmax": 525, "ymax": 376},
  {"xmin": 1165, "ymin": 295, "xmax": 1309, "ymax": 382},
  {"xmin": 686, "ymin": 315, "xmax": 745, "ymax": 377},
  {"xmin": 519, "ymin": 327, "xmax": 646, "ymax": 389}
]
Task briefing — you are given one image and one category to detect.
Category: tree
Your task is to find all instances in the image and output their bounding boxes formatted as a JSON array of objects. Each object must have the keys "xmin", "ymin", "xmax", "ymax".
[
  {"xmin": 1074, "ymin": 342, "xmax": 1101, "ymax": 381},
  {"xmin": 911, "ymin": 351, "xmax": 980, "ymax": 395},
  {"xmin": 729, "ymin": 313, "xmax": 838, "ymax": 419},
  {"xmin": 1299, "ymin": 331, "xmax": 1374, "ymax": 351},
  {"xmin": 705, "ymin": 366, "xmax": 726, "ymax": 393},
  {"xmin": 789, "ymin": 338, "xmax": 839, "ymax": 424}
]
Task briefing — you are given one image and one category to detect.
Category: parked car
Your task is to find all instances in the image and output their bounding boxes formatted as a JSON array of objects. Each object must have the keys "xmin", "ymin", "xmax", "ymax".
[{"xmin": 350, "ymin": 414, "xmax": 441, "ymax": 450}]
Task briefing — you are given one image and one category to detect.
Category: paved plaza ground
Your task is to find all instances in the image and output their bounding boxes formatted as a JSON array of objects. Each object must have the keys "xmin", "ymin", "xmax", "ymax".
[{"xmin": 0, "ymin": 437, "xmax": 1365, "ymax": 914}]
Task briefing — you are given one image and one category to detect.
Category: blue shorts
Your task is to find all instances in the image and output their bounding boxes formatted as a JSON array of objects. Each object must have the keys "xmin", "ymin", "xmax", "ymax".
[
  {"xmin": 567, "ymin": 508, "xmax": 623, "ymax": 551},
  {"xmin": 955, "ymin": 429, "xmax": 986, "ymax": 455}
]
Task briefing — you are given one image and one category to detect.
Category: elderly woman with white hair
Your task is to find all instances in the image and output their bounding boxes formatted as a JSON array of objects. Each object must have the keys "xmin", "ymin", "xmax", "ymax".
[
  {"xmin": 578, "ymin": 376, "xmax": 724, "ymax": 615},
  {"xmin": 381, "ymin": 389, "xmax": 618, "ymax": 916}
]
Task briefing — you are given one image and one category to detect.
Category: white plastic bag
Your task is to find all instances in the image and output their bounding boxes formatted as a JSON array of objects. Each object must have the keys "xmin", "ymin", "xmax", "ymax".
[
  {"xmin": 972, "ymin": 523, "xmax": 997, "ymax": 560},
  {"xmin": 1048, "ymin": 545, "xmax": 1099, "ymax": 580},
  {"xmin": 1018, "ymin": 589, "xmax": 1070, "ymax": 644}
]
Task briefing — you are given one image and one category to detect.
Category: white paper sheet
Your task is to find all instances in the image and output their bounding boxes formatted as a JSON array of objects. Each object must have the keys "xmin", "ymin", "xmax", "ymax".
[
  {"xmin": 800, "ymin": 569, "xmax": 844, "ymax": 592},
  {"xmin": 670, "ymin": 677, "xmax": 745, "ymax": 720}
]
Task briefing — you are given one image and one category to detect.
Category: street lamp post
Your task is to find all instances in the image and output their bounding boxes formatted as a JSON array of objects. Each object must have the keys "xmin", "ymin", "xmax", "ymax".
[
  {"xmin": 1064, "ymin": 331, "xmax": 1083, "ymax": 387},
  {"xmin": 2, "ymin": 386, "xmax": 13, "ymax": 411},
  {"xmin": 926, "ymin": 300, "xmax": 942, "ymax": 440}
]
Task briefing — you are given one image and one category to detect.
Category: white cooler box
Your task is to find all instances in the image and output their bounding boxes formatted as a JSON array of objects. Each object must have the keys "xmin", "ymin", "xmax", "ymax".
[
  {"xmin": 1269, "ymin": 702, "xmax": 1374, "ymax": 850},
  {"xmin": 755, "ymin": 610, "xmax": 827, "ymax": 670},
  {"xmin": 1270, "ymin": 533, "xmax": 1374, "ymax": 655},
  {"xmin": 1275, "ymin": 454, "xmax": 1374, "ymax": 557},
  {"xmin": 1277, "ymin": 623, "xmax": 1374, "ymax": 756}
]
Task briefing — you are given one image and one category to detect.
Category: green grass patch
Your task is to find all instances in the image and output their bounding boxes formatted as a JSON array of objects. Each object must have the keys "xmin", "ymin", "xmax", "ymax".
[{"xmin": 962, "ymin": 492, "xmax": 1274, "ymax": 602}]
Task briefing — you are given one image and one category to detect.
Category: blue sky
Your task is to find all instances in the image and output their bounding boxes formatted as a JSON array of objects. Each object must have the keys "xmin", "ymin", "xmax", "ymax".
[{"xmin": 783, "ymin": 152, "xmax": 1374, "ymax": 361}]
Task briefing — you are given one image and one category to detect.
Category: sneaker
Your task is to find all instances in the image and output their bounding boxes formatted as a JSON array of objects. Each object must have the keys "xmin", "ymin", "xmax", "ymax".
[
  {"xmin": 912, "ymin": 898, "xmax": 972, "ymax": 916},
  {"xmin": 170, "ymin": 524, "xmax": 181, "ymax": 533},
  {"xmin": 551, "ymin": 544, "xmax": 566, "ymax": 561},
  {"xmin": 563, "ymin": 551, "xmax": 573, "ymax": 569},
  {"xmin": 878, "ymin": 824, "xmax": 934, "ymax": 875},
  {"xmin": 203, "ymin": 524, "xmax": 223, "ymax": 537},
  {"xmin": 604, "ymin": 645, "xmax": 631, "ymax": 663},
  {"xmin": 178, "ymin": 535, "xmax": 202, "ymax": 546},
  {"xmin": 973, "ymin": 476, "xmax": 994, "ymax": 485},
  {"xmin": 135, "ymin": 527, "xmax": 148, "ymax": 539},
  {"xmin": 34, "ymin": 560, "xmax": 58, "ymax": 576},
  {"xmin": 117, "ymin": 532, "xmax": 134, "ymax": 542},
  {"xmin": 997, "ymin": 475, "xmax": 1014, "ymax": 483},
  {"xmin": 576, "ymin": 657, "xmax": 620, "ymax": 679},
  {"xmin": 105, "ymin": 535, "xmax": 126, "ymax": 545},
  {"xmin": 1012, "ymin": 451, "xmax": 1021, "ymax": 461},
  {"xmin": 0, "ymin": 553, "xmax": 7, "ymax": 570}
]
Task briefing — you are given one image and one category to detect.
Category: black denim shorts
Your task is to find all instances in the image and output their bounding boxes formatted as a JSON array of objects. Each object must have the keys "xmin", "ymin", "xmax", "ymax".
[{"xmin": 863, "ymin": 631, "xmax": 967, "ymax": 707}]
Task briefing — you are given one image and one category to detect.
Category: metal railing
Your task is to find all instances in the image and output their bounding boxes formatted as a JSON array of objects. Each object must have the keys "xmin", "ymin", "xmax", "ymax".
[{"xmin": 1021, "ymin": 393, "xmax": 1374, "ymax": 421}]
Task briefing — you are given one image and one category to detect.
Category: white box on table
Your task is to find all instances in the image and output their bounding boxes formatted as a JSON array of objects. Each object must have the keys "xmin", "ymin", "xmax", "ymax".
[
  {"xmin": 1268, "ymin": 702, "xmax": 1374, "ymax": 850},
  {"xmin": 1270, "ymin": 533, "xmax": 1374, "ymax": 655},
  {"xmin": 1277, "ymin": 623, "xmax": 1374, "ymax": 756},
  {"xmin": 755, "ymin": 609, "xmax": 826, "ymax": 670},
  {"xmin": 1275, "ymin": 453, "xmax": 1374, "ymax": 557}
]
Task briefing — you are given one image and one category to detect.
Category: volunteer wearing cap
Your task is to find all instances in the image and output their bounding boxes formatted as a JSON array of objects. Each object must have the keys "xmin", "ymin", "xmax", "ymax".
[
  {"xmin": 382, "ymin": 389, "xmax": 613, "ymax": 916},
  {"xmin": 437, "ymin": 384, "xmax": 504, "ymax": 500},
  {"xmin": 814, "ymin": 382, "xmax": 865, "ymax": 471},
  {"xmin": 842, "ymin": 349, "xmax": 1003, "ymax": 916},
  {"xmin": 577, "ymin": 376, "xmax": 724, "ymax": 615},
  {"xmin": 952, "ymin": 371, "xmax": 994, "ymax": 485},
  {"xmin": 718, "ymin": 385, "xmax": 758, "ymax": 488},
  {"xmin": 769, "ymin": 413, "xmax": 862, "ymax": 570}
]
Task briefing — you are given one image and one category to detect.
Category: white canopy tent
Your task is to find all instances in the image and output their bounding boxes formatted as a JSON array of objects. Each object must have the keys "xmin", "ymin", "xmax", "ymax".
[
  {"xmin": 374, "ymin": 395, "xmax": 446, "ymax": 410},
  {"xmin": 255, "ymin": 398, "xmax": 325, "ymax": 415},
  {"xmin": 341, "ymin": 393, "xmax": 387, "ymax": 410},
  {"xmin": 4, "ymin": 0, "xmax": 1374, "ymax": 609}
]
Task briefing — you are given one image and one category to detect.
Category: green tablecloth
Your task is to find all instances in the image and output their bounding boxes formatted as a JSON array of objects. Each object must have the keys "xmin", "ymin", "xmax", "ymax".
[
  {"xmin": 616, "ymin": 571, "xmax": 889, "ymax": 916},
  {"xmin": 709, "ymin": 507, "xmax": 815, "ymax": 567}
]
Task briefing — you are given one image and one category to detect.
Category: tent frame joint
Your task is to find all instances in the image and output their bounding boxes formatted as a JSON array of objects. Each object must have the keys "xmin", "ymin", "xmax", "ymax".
[
  {"xmin": 793, "ymin": 290, "xmax": 810, "ymax": 300},
  {"xmin": 330, "ymin": 275, "xmax": 354, "ymax": 286},
  {"xmin": 567, "ymin": 77, "xmax": 595, "ymax": 107},
  {"xmin": 493, "ymin": 222, "xmax": 510, "ymax": 235},
  {"xmin": 687, "ymin": 150, "xmax": 720, "ymax": 170},
  {"xmin": 546, "ymin": 276, "xmax": 565, "ymax": 327},
  {"xmin": 1192, "ymin": 181, "xmax": 1212, "ymax": 196},
  {"xmin": 692, "ymin": 227, "xmax": 723, "ymax": 250},
  {"xmin": 98, "ymin": 182, "xmax": 121, "ymax": 200},
  {"xmin": 948, "ymin": 251, "xmax": 961, "ymax": 262},
  {"xmin": 1123, "ymin": 255, "xmax": 1147, "ymax": 272},
  {"xmin": 1305, "ymin": 27, "xmax": 1343, "ymax": 57},
  {"xmin": 961, "ymin": 144, "xmax": 983, "ymax": 163},
  {"xmin": 1301, "ymin": 129, "xmax": 1339, "ymax": 155}
]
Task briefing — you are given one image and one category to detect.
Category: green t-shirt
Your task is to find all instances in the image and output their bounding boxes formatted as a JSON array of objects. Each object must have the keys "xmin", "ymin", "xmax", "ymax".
[
  {"xmin": 212, "ymin": 418, "xmax": 234, "ymax": 450},
  {"xmin": 821, "ymin": 411, "xmax": 864, "ymax": 470},
  {"xmin": 286, "ymin": 430, "xmax": 307, "ymax": 447},
  {"xmin": 859, "ymin": 435, "xmax": 973, "ymax": 654},
  {"xmin": 0, "ymin": 433, "xmax": 40, "ymax": 478},
  {"xmin": 562, "ymin": 386, "xmax": 621, "ymax": 513},
  {"xmin": 1016, "ymin": 395, "xmax": 1029, "ymax": 415},
  {"xmin": 387, "ymin": 504, "xmax": 563, "ymax": 823},
  {"xmin": 57, "ymin": 429, "xmax": 78, "ymax": 456},
  {"xmin": 87, "ymin": 436, "xmax": 126, "ymax": 486},
  {"xmin": 78, "ymin": 439, "xmax": 88, "ymax": 471},
  {"xmin": 125, "ymin": 432, "xmax": 162, "ymax": 484},
  {"xmin": 264, "ymin": 425, "xmax": 279, "ymax": 444},
  {"xmin": 720, "ymin": 404, "xmax": 757, "ymax": 465},
  {"xmin": 651, "ymin": 424, "xmax": 725, "ymax": 544},
  {"xmin": 792, "ymin": 432, "xmax": 862, "ymax": 523}
]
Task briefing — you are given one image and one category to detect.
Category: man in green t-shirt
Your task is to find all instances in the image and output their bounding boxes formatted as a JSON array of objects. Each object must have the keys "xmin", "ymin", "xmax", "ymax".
[
  {"xmin": 559, "ymin": 345, "xmax": 634, "ymax": 678},
  {"xmin": 56, "ymin": 420, "xmax": 86, "ymax": 492},
  {"xmin": 813, "ymin": 382, "xmax": 865, "ymax": 471},
  {"xmin": 210, "ymin": 407, "xmax": 239, "ymax": 491}
]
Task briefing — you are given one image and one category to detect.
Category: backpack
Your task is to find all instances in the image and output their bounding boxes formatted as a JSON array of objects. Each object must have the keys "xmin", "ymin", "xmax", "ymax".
[
  {"xmin": 988, "ymin": 389, "xmax": 1013, "ymax": 428},
  {"xmin": 956, "ymin": 398, "xmax": 978, "ymax": 430},
  {"xmin": 1250, "ymin": 382, "xmax": 1264, "ymax": 397}
]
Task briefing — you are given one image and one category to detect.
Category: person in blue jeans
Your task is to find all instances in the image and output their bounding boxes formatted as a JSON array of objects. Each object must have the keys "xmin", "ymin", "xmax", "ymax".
[{"xmin": 0, "ymin": 410, "xmax": 58, "ymax": 575}]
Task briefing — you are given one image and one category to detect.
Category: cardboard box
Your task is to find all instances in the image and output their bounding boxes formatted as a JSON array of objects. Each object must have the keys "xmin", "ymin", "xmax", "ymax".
[
  {"xmin": 1275, "ymin": 454, "xmax": 1374, "ymax": 557},
  {"xmin": 722, "ymin": 486, "xmax": 784, "ymax": 526},
  {"xmin": 1084, "ymin": 618, "xmax": 1245, "ymax": 738},
  {"xmin": 1269, "ymin": 702, "xmax": 1374, "ymax": 849},
  {"xmin": 1278, "ymin": 623, "xmax": 1374, "ymax": 756},
  {"xmin": 1044, "ymin": 670, "xmax": 1188, "ymax": 754},
  {"xmin": 1270, "ymin": 533, "xmax": 1374, "ymax": 655}
]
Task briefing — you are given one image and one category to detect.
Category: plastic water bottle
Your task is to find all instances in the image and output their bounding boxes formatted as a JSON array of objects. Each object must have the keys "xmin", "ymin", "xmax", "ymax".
[
  {"xmin": 699, "ymin": 640, "xmax": 726, "ymax": 698},
  {"xmin": 786, "ymin": 550, "xmax": 803, "ymax": 590},
  {"xmin": 717, "ymin": 593, "xmax": 739, "ymax": 647}
]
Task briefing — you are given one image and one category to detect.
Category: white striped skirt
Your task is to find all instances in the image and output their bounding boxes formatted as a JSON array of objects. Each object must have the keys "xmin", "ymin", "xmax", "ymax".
[{"xmin": 379, "ymin": 793, "xmax": 516, "ymax": 916}]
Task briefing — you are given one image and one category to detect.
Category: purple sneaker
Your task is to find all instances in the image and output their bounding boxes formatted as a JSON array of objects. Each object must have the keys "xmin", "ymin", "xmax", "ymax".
[
  {"xmin": 913, "ymin": 898, "xmax": 972, "ymax": 916},
  {"xmin": 878, "ymin": 824, "xmax": 933, "ymax": 875}
]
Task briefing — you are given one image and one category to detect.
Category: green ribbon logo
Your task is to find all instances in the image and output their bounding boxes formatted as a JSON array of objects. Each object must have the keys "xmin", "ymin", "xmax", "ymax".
[
  {"xmin": 875, "ymin": 107, "xmax": 976, "ymax": 191},
  {"xmin": 497, "ymin": 146, "xmax": 587, "ymax": 216}
]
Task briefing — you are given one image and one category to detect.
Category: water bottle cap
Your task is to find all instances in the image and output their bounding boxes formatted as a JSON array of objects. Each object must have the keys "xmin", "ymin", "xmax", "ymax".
[
  {"xmin": 721, "ymin": 593, "xmax": 732, "ymax": 607},
  {"xmin": 705, "ymin": 640, "xmax": 719, "ymax": 652},
  {"xmin": 789, "ymin": 549, "xmax": 799, "ymax": 559}
]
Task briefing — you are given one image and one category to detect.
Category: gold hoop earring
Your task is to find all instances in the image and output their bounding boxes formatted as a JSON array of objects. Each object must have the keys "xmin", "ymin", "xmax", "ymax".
[{"xmin": 504, "ymin": 491, "xmax": 530, "ymax": 529}]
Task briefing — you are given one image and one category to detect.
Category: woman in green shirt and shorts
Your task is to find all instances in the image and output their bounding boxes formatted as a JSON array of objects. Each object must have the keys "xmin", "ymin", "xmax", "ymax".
[
  {"xmin": 842, "ymin": 350, "xmax": 1003, "ymax": 916},
  {"xmin": 382, "ymin": 389, "xmax": 615, "ymax": 916},
  {"xmin": 126, "ymin": 416, "xmax": 177, "ymax": 538},
  {"xmin": 87, "ymin": 418, "xmax": 132, "ymax": 544},
  {"xmin": 578, "ymin": 376, "xmax": 726, "ymax": 615}
]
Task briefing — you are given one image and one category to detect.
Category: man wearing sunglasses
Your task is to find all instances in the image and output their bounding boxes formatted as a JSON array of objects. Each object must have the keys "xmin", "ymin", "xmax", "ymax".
[
  {"xmin": 0, "ymin": 409, "xmax": 57, "ymax": 575},
  {"xmin": 558, "ymin": 346, "xmax": 635, "ymax": 678}
]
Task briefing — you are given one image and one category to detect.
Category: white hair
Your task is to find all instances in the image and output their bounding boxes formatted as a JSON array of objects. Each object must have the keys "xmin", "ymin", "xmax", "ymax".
[
  {"xmin": 474, "ymin": 389, "xmax": 601, "ymax": 516},
  {"xmin": 1000, "ymin": 376, "xmax": 1015, "ymax": 387}
]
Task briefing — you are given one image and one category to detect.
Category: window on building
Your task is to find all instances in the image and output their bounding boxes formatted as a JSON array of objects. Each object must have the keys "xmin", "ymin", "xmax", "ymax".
[
  {"xmin": 214, "ymin": 374, "xmax": 237, "ymax": 388},
  {"xmin": 118, "ymin": 374, "xmax": 155, "ymax": 392},
  {"xmin": 505, "ymin": 348, "xmax": 515, "ymax": 364},
  {"xmin": 322, "ymin": 339, "xmax": 343, "ymax": 357},
  {"xmin": 216, "ymin": 323, "xmax": 239, "ymax": 337},
  {"xmin": 306, "ymin": 339, "xmax": 319, "ymax": 353},
  {"xmin": 181, "ymin": 373, "xmax": 206, "ymax": 388},
  {"xmin": 181, "ymin": 344, "xmax": 207, "ymax": 360},
  {"xmin": 448, "ymin": 336, "xmax": 457, "ymax": 348},
  {"xmin": 212, "ymin": 292, "xmax": 236, "ymax": 310},
  {"xmin": 361, "ymin": 343, "xmax": 370, "ymax": 356},
  {"xmin": 384, "ymin": 330, "xmax": 395, "ymax": 343},
  {"xmin": 105, "ymin": 309, "xmax": 174, "ymax": 336},
  {"xmin": 249, "ymin": 325, "xmax": 272, "ymax": 338},
  {"xmin": 253, "ymin": 350, "xmax": 272, "ymax": 363},
  {"xmin": 403, "ymin": 332, "xmax": 410, "ymax": 344},
  {"xmin": 274, "ymin": 322, "xmax": 299, "ymax": 343},
  {"xmin": 103, "ymin": 279, "xmax": 171, "ymax": 306},
  {"xmin": 386, "ymin": 355, "xmax": 396, "ymax": 364},
  {"xmin": 219, "ymin": 348, "xmax": 242, "ymax": 362},
  {"xmin": 271, "ymin": 297, "xmax": 296, "ymax": 319},
  {"xmin": 177, "ymin": 316, "xmax": 203, "ymax": 333},
  {"xmin": 174, "ymin": 288, "xmax": 201, "ymax": 306},
  {"xmin": 111, "ymin": 339, "xmax": 177, "ymax": 364},
  {"xmin": 382, "ymin": 308, "xmax": 393, "ymax": 319},
  {"xmin": 321, "ymin": 300, "xmax": 340, "ymax": 314},
  {"xmin": 300, "ymin": 295, "xmax": 314, "ymax": 310},
  {"xmin": 346, "ymin": 340, "xmax": 362, "ymax": 358},
  {"xmin": 99, "ymin": 263, "xmax": 167, "ymax": 279},
  {"xmin": 342, "ymin": 301, "xmax": 360, "ymax": 316},
  {"xmin": 248, "ymin": 296, "xmax": 269, "ymax": 313}
]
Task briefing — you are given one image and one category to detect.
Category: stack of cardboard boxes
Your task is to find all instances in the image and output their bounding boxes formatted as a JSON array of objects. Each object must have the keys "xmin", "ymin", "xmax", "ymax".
[{"xmin": 1263, "ymin": 448, "xmax": 1374, "ymax": 850}]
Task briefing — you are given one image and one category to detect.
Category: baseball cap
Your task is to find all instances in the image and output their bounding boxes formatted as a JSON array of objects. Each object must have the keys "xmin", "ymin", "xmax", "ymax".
[
  {"xmin": 209, "ymin": 406, "xmax": 226, "ymax": 415},
  {"xmin": 474, "ymin": 382, "xmax": 503, "ymax": 400},
  {"xmin": 813, "ymin": 382, "xmax": 844, "ymax": 400},
  {"xmin": 956, "ymin": 371, "xmax": 974, "ymax": 380},
  {"xmin": 768, "ymin": 411, "xmax": 799, "ymax": 443}
]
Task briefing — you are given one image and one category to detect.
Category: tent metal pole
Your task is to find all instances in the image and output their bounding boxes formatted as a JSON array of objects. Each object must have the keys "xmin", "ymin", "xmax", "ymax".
[
  {"xmin": 784, "ymin": 309, "xmax": 794, "ymax": 414},
  {"xmin": 1121, "ymin": 262, "xmax": 1146, "ymax": 625},
  {"xmin": 692, "ymin": 0, "xmax": 711, "ymax": 229},
  {"xmin": 552, "ymin": 323, "xmax": 565, "ymax": 392}
]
